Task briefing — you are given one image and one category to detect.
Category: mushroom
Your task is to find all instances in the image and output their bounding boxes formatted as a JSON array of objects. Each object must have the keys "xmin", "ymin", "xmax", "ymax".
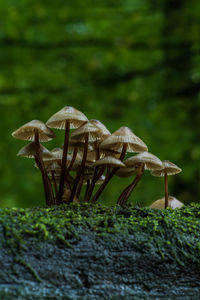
[
  {"xmin": 91, "ymin": 127, "xmax": 148, "ymax": 203},
  {"xmin": 83, "ymin": 120, "xmax": 111, "ymax": 203},
  {"xmin": 91, "ymin": 156, "xmax": 125, "ymax": 203},
  {"xmin": 117, "ymin": 152, "xmax": 163, "ymax": 206},
  {"xmin": 46, "ymin": 106, "xmax": 88, "ymax": 203},
  {"xmin": 151, "ymin": 160, "xmax": 182, "ymax": 209},
  {"xmin": 150, "ymin": 196, "xmax": 184, "ymax": 209},
  {"xmin": 69, "ymin": 121, "xmax": 101, "ymax": 203},
  {"xmin": 12, "ymin": 120, "xmax": 55, "ymax": 206},
  {"xmin": 17, "ymin": 142, "xmax": 52, "ymax": 159}
]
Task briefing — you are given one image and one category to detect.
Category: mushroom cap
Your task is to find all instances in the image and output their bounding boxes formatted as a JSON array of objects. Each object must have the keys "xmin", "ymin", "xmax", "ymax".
[
  {"xmin": 71, "ymin": 160, "xmax": 94, "ymax": 173},
  {"xmin": 83, "ymin": 174, "xmax": 105, "ymax": 184},
  {"xmin": 46, "ymin": 106, "xmax": 88, "ymax": 129},
  {"xmin": 68, "ymin": 139, "xmax": 94, "ymax": 152},
  {"xmin": 93, "ymin": 156, "xmax": 125, "ymax": 168},
  {"xmin": 150, "ymin": 196, "xmax": 184, "ymax": 209},
  {"xmin": 151, "ymin": 160, "xmax": 182, "ymax": 177},
  {"xmin": 45, "ymin": 161, "xmax": 61, "ymax": 173},
  {"xmin": 100, "ymin": 126, "xmax": 148, "ymax": 153},
  {"xmin": 70, "ymin": 121, "xmax": 101, "ymax": 142},
  {"xmin": 125, "ymin": 152, "xmax": 163, "ymax": 171},
  {"xmin": 115, "ymin": 166, "xmax": 136, "ymax": 178},
  {"xmin": 12, "ymin": 120, "xmax": 56, "ymax": 142},
  {"xmin": 17, "ymin": 142, "xmax": 52, "ymax": 159},
  {"xmin": 89, "ymin": 119, "xmax": 111, "ymax": 139}
]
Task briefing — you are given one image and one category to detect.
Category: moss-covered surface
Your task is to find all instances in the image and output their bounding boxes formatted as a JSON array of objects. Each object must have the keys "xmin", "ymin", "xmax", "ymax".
[{"xmin": 1, "ymin": 203, "xmax": 200, "ymax": 299}]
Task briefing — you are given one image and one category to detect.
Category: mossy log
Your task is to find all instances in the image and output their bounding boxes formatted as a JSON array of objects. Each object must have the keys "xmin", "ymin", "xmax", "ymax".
[{"xmin": 0, "ymin": 203, "xmax": 200, "ymax": 299}]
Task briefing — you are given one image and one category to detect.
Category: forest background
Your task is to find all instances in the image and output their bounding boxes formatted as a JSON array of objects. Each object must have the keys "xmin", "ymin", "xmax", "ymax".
[{"xmin": 0, "ymin": 0, "xmax": 199, "ymax": 207}]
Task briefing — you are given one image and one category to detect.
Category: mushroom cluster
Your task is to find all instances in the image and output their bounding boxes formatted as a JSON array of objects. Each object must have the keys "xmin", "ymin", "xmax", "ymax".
[{"xmin": 12, "ymin": 106, "xmax": 182, "ymax": 208}]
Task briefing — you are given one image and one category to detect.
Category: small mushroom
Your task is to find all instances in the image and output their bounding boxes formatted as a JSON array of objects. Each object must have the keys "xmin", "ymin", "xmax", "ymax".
[
  {"xmin": 151, "ymin": 160, "xmax": 182, "ymax": 209},
  {"xmin": 150, "ymin": 196, "xmax": 184, "ymax": 209},
  {"xmin": 91, "ymin": 157, "xmax": 125, "ymax": 203},
  {"xmin": 100, "ymin": 126, "xmax": 148, "ymax": 159},
  {"xmin": 17, "ymin": 142, "xmax": 52, "ymax": 159},
  {"xmin": 117, "ymin": 152, "xmax": 163, "ymax": 206},
  {"xmin": 69, "ymin": 121, "xmax": 101, "ymax": 203},
  {"xmin": 46, "ymin": 106, "xmax": 88, "ymax": 203},
  {"xmin": 12, "ymin": 120, "xmax": 55, "ymax": 206}
]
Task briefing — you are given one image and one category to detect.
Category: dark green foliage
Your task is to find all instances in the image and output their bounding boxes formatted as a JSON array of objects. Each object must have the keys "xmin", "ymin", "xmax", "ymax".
[{"xmin": 0, "ymin": 0, "xmax": 199, "ymax": 207}]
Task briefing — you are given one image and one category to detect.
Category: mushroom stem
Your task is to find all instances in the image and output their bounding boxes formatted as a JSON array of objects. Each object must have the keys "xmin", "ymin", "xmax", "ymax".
[
  {"xmin": 84, "ymin": 167, "xmax": 106, "ymax": 202},
  {"xmin": 58, "ymin": 120, "xmax": 70, "ymax": 204},
  {"xmin": 165, "ymin": 170, "xmax": 169, "ymax": 209},
  {"xmin": 91, "ymin": 143, "xmax": 128, "ymax": 203},
  {"xmin": 121, "ymin": 165, "xmax": 144, "ymax": 207},
  {"xmin": 84, "ymin": 141, "xmax": 100, "ymax": 202},
  {"xmin": 68, "ymin": 147, "xmax": 78, "ymax": 172},
  {"xmin": 117, "ymin": 185, "xmax": 130, "ymax": 205},
  {"xmin": 76, "ymin": 176, "xmax": 84, "ymax": 199},
  {"xmin": 84, "ymin": 179, "xmax": 90, "ymax": 200},
  {"xmin": 34, "ymin": 131, "xmax": 54, "ymax": 206},
  {"xmin": 69, "ymin": 133, "xmax": 89, "ymax": 203},
  {"xmin": 51, "ymin": 171, "xmax": 58, "ymax": 203}
]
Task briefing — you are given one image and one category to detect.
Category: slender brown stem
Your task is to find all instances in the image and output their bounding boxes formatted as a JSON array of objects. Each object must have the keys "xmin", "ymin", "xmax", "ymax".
[
  {"xmin": 34, "ymin": 130, "xmax": 54, "ymax": 206},
  {"xmin": 69, "ymin": 133, "xmax": 89, "ymax": 203},
  {"xmin": 121, "ymin": 165, "xmax": 144, "ymax": 207},
  {"xmin": 76, "ymin": 176, "xmax": 84, "ymax": 199},
  {"xmin": 165, "ymin": 170, "xmax": 168, "ymax": 209},
  {"xmin": 91, "ymin": 143, "xmax": 128, "ymax": 203},
  {"xmin": 58, "ymin": 120, "xmax": 70, "ymax": 204},
  {"xmin": 84, "ymin": 140, "xmax": 100, "ymax": 202},
  {"xmin": 117, "ymin": 185, "xmax": 130, "ymax": 205},
  {"xmin": 51, "ymin": 171, "xmax": 58, "ymax": 203},
  {"xmin": 68, "ymin": 147, "xmax": 78, "ymax": 172}
]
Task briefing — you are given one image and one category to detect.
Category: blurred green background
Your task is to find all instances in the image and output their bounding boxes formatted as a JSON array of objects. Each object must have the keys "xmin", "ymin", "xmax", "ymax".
[{"xmin": 0, "ymin": 0, "xmax": 200, "ymax": 208}]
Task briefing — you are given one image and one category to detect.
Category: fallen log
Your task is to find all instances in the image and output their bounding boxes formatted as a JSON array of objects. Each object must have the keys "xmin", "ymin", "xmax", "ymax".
[{"xmin": 0, "ymin": 203, "xmax": 200, "ymax": 299}]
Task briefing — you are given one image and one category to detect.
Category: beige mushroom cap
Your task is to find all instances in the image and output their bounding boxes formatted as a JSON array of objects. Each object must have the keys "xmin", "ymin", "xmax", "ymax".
[
  {"xmin": 151, "ymin": 160, "xmax": 182, "ymax": 177},
  {"xmin": 17, "ymin": 142, "xmax": 53, "ymax": 159},
  {"xmin": 100, "ymin": 126, "xmax": 148, "ymax": 153},
  {"xmin": 70, "ymin": 121, "xmax": 101, "ymax": 142},
  {"xmin": 68, "ymin": 139, "xmax": 94, "ymax": 152},
  {"xmin": 71, "ymin": 160, "xmax": 94, "ymax": 173},
  {"xmin": 46, "ymin": 106, "xmax": 88, "ymax": 129},
  {"xmin": 93, "ymin": 156, "xmax": 125, "ymax": 168},
  {"xmin": 83, "ymin": 174, "xmax": 105, "ymax": 184},
  {"xmin": 12, "ymin": 120, "xmax": 56, "ymax": 142},
  {"xmin": 125, "ymin": 152, "xmax": 163, "ymax": 171},
  {"xmin": 89, "ymin": 119, "xmax": 111, "ymax": 139},
  {"xmin": 116, "ymin": 166, "xmax": 136, "ymax": 178},
  {"xmin": 45, "ymin": 161, "xmax": 61, "ymax": 173},
  {"xmin": 150, "ymin": 196, "xmax": 184, "ymax": 209}
]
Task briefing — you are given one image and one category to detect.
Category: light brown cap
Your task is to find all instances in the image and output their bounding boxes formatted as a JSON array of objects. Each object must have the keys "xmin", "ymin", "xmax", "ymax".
[
  {"xmin": 46, "ymin": 106, "xmax": 88, "ymax": 129},
  {"xmin": 100, "ymin": 126, "xmax": 148, "ymax": 153},
  {"xmin": 17, "ymin": 142, "xmax": 52, "ymax": 159},
  {"xmin": 45, "ymin": 161, "xmax": 61, "ymax": 173},
  {"xmin": 70, "ymin": 121, "xmax": 101, "ymax": 142},
  {"xmin": 125, "ymin": 152, "xmax": 163, "ymax": 171},
  {"xmin": 116, "ymin": 166, "xmax": 136, "ymax": 178},
  {"xmin": 150, "ymin": 196, "xmax": 184, "ymax": 209},
  {"xmin": 89, "ymin": 119, "xmax": 111, "ymax": 139},
  {"xmin": 12, "ymin": 120, "xmax": 56, "ymax": 142},
  {"xmin": 93, "ymin": 156, "xmax": 125, "ymax": 168},
  {"xmin": 151, "ymin": 160, "xmax": 182, "ymax": 177},
  {"xmin": 71, "ymin": 160, "xmax": 94, "ymax": 173},
  {"xmin": 68, "ymin": 139, "xmax": 94, "ymax": 152},
  {"xmin": 83, "ymin": 174, "xmax": 105, "ymax": 184}
]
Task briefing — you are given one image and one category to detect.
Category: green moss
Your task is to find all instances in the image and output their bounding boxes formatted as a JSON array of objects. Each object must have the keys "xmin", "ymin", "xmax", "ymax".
[{"xmin": 1, "ymin": 203, "xmax": 200, "ymax": 272}]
